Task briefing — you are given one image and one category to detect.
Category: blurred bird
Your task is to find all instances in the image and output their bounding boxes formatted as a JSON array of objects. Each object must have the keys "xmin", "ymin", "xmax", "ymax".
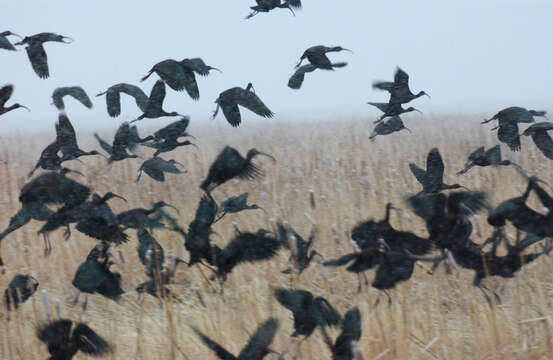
[
  {"xmin": 192, "ymin": 318, "xmax": 280, "ymax": 360},
  {"xmin": 409, "ymin": 148, "xmax": 466, "ymax": 193},
  {"xmin": 37, "ymin": 319, "xmax": 112, "ymax": 359},
  {"xmin": 136, "ymin": 157, "xmax": 186, "ymax": 182},
  {"xmin": 216, "ymin": 192, "xmax": 265, "ymax": 222},
  {"xmin": 457, "ymin": 145, "xmax": 523, "ymax": 175},
  {"xmin": 94, "ymin": 122, "xmax": 152, "ymax": 163},
  {"xmin": 4, "ymin": 274, "xmax": 39, "ymax": 311},
  {"xmin": 212, "ymin": 83, "xmax": 274, "ymax": 127},
  {"xmin": 521, "ymin": 122, "xmax": 553, "ymax": 160},
  {"xmin": 52, "ymin": 86, "xmax": 93, "ymax": 111},
  {"xmin": 141, "ymin": 116, "xmax": 197, "ymax": 157},
  {"xmin": 328, "ymin": 307, "xmax": 362, "ymax": 360},
  {"xmin": 15, "ymin": 32, "xmax": 73, "ymax": 79},
  {"xmin": 0, "ymin": 31, "xmax": 22, "ymax": 51},
  {"xmin": 96, "ymin": 83, "xmax": 148, "ymax": 117},
  {"xmin": 276, "ymin": 221, "xmax": 321, "ymax": 275},
  {"xmin": 130, "ymin": 80, "xmax": 183, "ymax": 123},
  {"xmin": 246, "ymin": 0, "xmax": 300, "ymax": 19},
  {"xmin": 0, "ymin": 84, "xmax": 30, "ymax": 117},
  {"xmin": 288, "ymin": 64, "xmax": 318, "ymax": 89},
  {"xmin": 368, "ymin": 102, "xmax": 420, "ymax": 124},
  {"xmin": 373, "ymin": 67, "xmax": 429, "ymax": 104},
  {"xmin": 296, "ymin": 45, "xmax": 352, "ymax": 70},
  {"xmin": 369, "ymin": 116, "xmax": 410, "ymax": 140}
]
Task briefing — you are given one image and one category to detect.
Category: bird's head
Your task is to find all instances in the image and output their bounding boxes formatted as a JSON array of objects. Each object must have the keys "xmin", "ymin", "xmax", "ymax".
[
  {"xmin": 245, "ymin": 82, "xmax": 255, "ymax": 93},
  {"xmin": 54, "ymin": 34, "xmax": 74, "ymax": 43},
  {"xmin": 168, "ymin": 159, "xmax": 185, "ymax": 167},
  {"xmin": 332, "ymin": 46, "xmax": 353, "ymax": 54},
  {"xmin": 418, "ymin": 90, "xmax": 430, "ymax": 99},
  {"xmin": 247, "ymin": 148, "xmax": 276, "ymax": 162},
  {"xmin": 103, "ymin": 192, "xmax": 127, "ymax": 203},
  {"xmin": 1, "ymin": 31, "xmax": 22, "ymax": 39},
  {"xmin": 154, "ymin": 201, "xmax": 179, "ymax": 213}
]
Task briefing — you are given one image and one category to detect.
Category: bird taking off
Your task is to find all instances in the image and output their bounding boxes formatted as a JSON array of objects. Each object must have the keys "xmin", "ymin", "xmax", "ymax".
[
  {"xmin": 14, "ymin": 32, "xmax": 73, "ymax": 79},
  {"xmin": 296, "ymin": 45, "xmax": 352, "ymax": 70},
  {"xmin": 212, "ymin": 83, "xmax": 274, "ymax": 127},
  {"xmin": 456, "ymin": 145, "xmax": 524, "ymax": 175},
  {"xmin": 410, "ymin": 148, "xmax": 466, "ymax": 193},
  {"xmin": 0, "ymin": 84, "xmax": 30, "ymax": 117},
  {"xmin": 522, "ymin": 122, "xmax": 553, "ymax": 160},
  {"xmin": 368, "ymin": 101, "xmax": 421, "ymax": 124},
  {"xmin": 52, "ymin": 86, "xmax": 93, "ymax": 111},
  {"xmin": 369, "ymin": 116, "xmax": 410, "ymax": 140},
  {"xmin": 136, "ymin": 157, "xmax": 185, "ymax": 183},
  {"xmin": 373, "ymin": 67, "xmax": 429, "ymax": 105},
  {"xmin": 246, "ymin": 0, "xmax": 301, "ymax": 19},
  {"xmin": 131, "ymin": 80, "xmax": 183, "ymax": 123},
  {"xmin": 0, "ymin": 31, "xmax": 22, "ymax": 51},
  {"xmin": 96, "ymin": 83, "xmax": 148, "ymax": 117}
]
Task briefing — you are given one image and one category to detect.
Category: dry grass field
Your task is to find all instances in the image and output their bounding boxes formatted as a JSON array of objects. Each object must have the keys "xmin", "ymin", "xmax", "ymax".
[{"xmin": 1, "ymin": 114, "xmax": 553, "ymax": 359}]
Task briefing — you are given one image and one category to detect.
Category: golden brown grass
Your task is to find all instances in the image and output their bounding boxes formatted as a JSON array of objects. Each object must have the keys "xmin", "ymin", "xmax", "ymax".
[{"xmin": 1, "ymin": 114, "xmax": 553, "ymax": 359}]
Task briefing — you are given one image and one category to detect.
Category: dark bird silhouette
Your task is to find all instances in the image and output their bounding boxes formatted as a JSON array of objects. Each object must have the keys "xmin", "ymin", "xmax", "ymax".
[
  {"xmin": 0, "ymin": 31, "xmax": 22, "ymax": 51},
  {"xmin": 96, "ymin": 83, "xmax": 148, "ymax": 117},
  {"xmin": 72, "ymin": 243, "xmax": 123, "ymax": 309},
  {"xmin": 372, "ymin": 67, "xmax": 429, "ymax": 104},
  {"xmin": 214, "ymin": 229, "xmax": 282, "ymax": 281},
  {"xmin": 136, "ymin": 157, "xmax": 185, "ymax": 182},
  {"xmin": 94, "ymin": 122, "xmax": 151, "ymax": 163},
  {"xmin": 409, "ymin": 148, "xmax": 466, "ymax": 193},
  {"xmin": 369, "ymin": 115, "xmax": 410, "ymax": 140},
  {"xmin": 201, "ymin": 146, "xmax": 275, "ymax": 192},
  {"xmin": 457, "ymin": 145, "xmax": 523, "ymax": 175},
  {"xmin": 276, "ymin": 221, "xmax": 320, "ymax": 275},
  {"xmin": 296, "ymin": 45, "xmax": 352, "ymax": 70},
  {"xmin": 216, "ymin": 192, "xmax": 264, "ymax": 222},
  {"xmin": 141, "ymin": 58, "xmax": 219, "ymax": 100},
  {"xmin": 246, "ymin": 0, "xmax": 299, "ymax": 19},
  {"xmin": 14, "ymin": 32, "xmax": 73, "ymax": 79},
  {"xmin": 141, "ymin": 116, "xmax": 197, "ymax": 157},
  {"xmin": 52, "ymin": 87, "xmax": 93, "ymax": 111},
  {"xmin": 328, "ymin": 307, "xmax": 362, "ymax": 360},
  {"xmin": 0, "ymin": 84, "xmax": 30, "ymax": 117},
  {"xmin": 130, "ymin": 80, "xmax": 183, "ymax": 123},
  {"xmin": 482, "ymin": 107, "xmax": 547, "ymax": 152},
  {"xmin": 29, "ymin": 141, "xmax": 64, "ymax": 176},
  {"xmin": 137, "ymin": 229, "xmax": 165, "ymax": 277},
  {"xmin": 54, "ymin": 114, "xmax": 104, "ymax": 162},
  {"xmin": 212, "ymin": 83, "xmax": 274, "ymax": 127},
  {"xmin": 368, "ymin": 101, "xmax": 420, "ymax": 124},
  {"xmin": 37, "ymin": 319, "xmax": 112, "ymax": 360},
  {"xmin": 288, "ymin": 64, "xmax": 318, "ymax": 89},
  {"xmin": 275, "ymin": 288, "xmax": 341, "ymax": 344},
  {"xmin": 192, "ymin": 318, "xmax": 279, "ymax": 360},
  {"xmin": 4, "ymin": 274, "xmax": 39, "ymax": 311},
  {"xmin": 116, "ymin": 201, "xmax": 177, "ymax": 231},
  {"xmin": 522, "ymin": 122, "xmax": 553, "ymax": 159}
]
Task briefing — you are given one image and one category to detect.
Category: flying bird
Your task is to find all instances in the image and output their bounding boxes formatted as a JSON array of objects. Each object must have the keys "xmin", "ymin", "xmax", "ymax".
[
  {"xmin": 373, "ymin": 67, "xmax": 429, "ymax": 104},
  {"xmin": 52, "ymin": 86, "xmax": 93, "ymax": 111},
  {"xmin": 216, "ymin": 192, "xmax": 264, "ymax": 222},
  {"xmin": 296, "ymin": 45, "xmax": 352, "ymax": 70},
  {"xmin": 14, "ymin": 32, "xmax": 73, "ymax": 79},
  {"xmin": 212, "ymin": 83, "xmax": 274, "ymax": 127},
  {"xmin": 521, "ymin": 122, "xmax": 553, "ymax": 160},
  {"xmin": 141, "ymin": 116, "xmax": 197, "ymax": 156},
  {"xmin": 457, "ymin": 145, "xmax": 523, "ymax": 175},
  {"xmin": 368, "ymin": 101, "xmax": 420, "ymax": 124},
  {"xmin": 288, "ymin": 64, "xmax": 318, "ymax": 89},
  {"xmin": 0, "ymin": 84, "xmax": 30, "ymax": 117},
  {"xmin": 246, "ymin": 0, "xmax": 301, "ymax": 19},
  {"xmin": 369, "ymin": 116, "xmax": 410, "ymax": 140},
  {"xmin": 0, "ymin": 31, "xmax": 22, "ymax": 51},
  {"xmin": 94, "ymin": 122, "xmax": 151, "ymax": 163},
  {"xmin": 200, "ymin": 146, "xmax": 275, "ymax": 192},
  {"xmin": 54, "ymin": 114, "xmax": 104, "ymax": 162},
  {"xmin": 409, "ymin": 148, "xmax": 466, "ymax": 193},
  {"xmin": 130, "ymin": 80, "xmax": 183, "ymax": 123},
  {"xmin": 96, "ymin": 83, "xmax": 148, "ymax": 117},
  {"xmin": 136, "ymin": 157, "xmax": 185, "ymax": 182}
]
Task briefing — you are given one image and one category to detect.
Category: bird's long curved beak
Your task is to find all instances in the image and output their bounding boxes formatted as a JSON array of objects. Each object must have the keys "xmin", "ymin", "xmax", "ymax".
[
  {"xmin": 173, "ymin": 160, "xmax": 185, "ymax": 168},
  {"xmin": 287, "ymin": 5, "xmax": 296, "ymax": 16},
  {"xmin": 67, "ymin": 169, "xmax": 85, "ymax": 177},
  {"xmin": 257, "ymin": 151, "xmax": 276, "ymax": 163},
  {"xmin": 184, "ymin": 133, "xmax": 197, "ymax": 140},
  {"xmin": 20, "ymin": 105, "xmax": 31, "ymax": 112},
  {"xmin": 424, "ymin": 93, "xmax": 431, "ymax": 99},
  {"xmin": 343, "ymin": 48, "xmax": 354, "ymax": 54},
  {"xmin": 61, "ymin": 36, "xmax": 74, "ymax": 43},
  {"xmin": 403, "ymin": 126, "xmax": 412, "ymax": 133},
  {"xmin": 164, "ymin": 203, "xmax": 180, "ymax": 213},
  {"xmin": 414, "ymin": 109, "xmax": 423, "ymax": 114},
  {"xmin": 209, "ymin": 66, "xmax": 222, "ymax": 73},
  {"xmin": 112, "ymin": 193, "xmax": 128, "ymax": 202},
  {"xmin": 481, "ymin": 117, "xmax": 493, "ymax": 124},
  {"xmin": 14, "ymin": 41, "xmax": 24, "ymax": 46},
  {"xmin": 96, "ymin": 91, "xmax": 106, "ymax": 97}
]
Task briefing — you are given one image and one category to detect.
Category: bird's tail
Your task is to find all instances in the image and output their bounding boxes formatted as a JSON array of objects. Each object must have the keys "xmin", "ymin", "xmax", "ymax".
[
  {"xmin": 331, "ymin": 62, "xmax": 348, "ymax": 68},
  {"xmin": 141, "ymin": 69, "xmax": 154, "ymax": 82}
]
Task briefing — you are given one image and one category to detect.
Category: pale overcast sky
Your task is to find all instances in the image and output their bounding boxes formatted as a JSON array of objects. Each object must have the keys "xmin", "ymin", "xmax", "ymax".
[{"xmin": 1, "ymin": 0, "xmax": 552, "ymax": 131}]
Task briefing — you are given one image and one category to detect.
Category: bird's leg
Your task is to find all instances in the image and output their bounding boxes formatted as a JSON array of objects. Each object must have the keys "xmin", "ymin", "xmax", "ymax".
[
  {"xmin": 211, "ymin": 103, "xmax": 220, "ymax": 120},
  {"xmin": 213, "ymin": 212, "xmax": 226, "ymax": 224},
  {"xmin": 43, "ymin": 234, "xmax": 52, "ymax": 256},
  {"xmin": 456, "ymin": 164, "xmax": 473, "ymax": 176},
  {"xmin": 63, "ymin": 225, "xmax": 71, "ymax": 241},
  {"xmin": 245, "ymin": 10, "xmax": 259, "ymax": 19},
  {"xmin": 385, "ymin": 290, "xmax": 392, "ymax": 307},
  {"xmin": 82, "ymin": 294, "xmax": 88, "ymax": 312},
  {"xmin": 72, "ymin": 290, "xmax": 80, "ymax": 305}
]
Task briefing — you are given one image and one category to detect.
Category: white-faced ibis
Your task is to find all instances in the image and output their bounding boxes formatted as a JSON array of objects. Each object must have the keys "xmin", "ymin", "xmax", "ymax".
[
  {"xmin": 274, "ymin": 288, "xmax": 341, "ymax": 344},
  {"xmin": 373, "ymin": 67, "xmax": 429, "ymax": 104},
  {"xmin": 369, "ymin": 115, "xmax": 410, "ymax": 140},
  {"xmin": 246, "ymin": 0, "xmax": 299, "ymax": 19},
  {"xmin": 200, "ymin": 146, "xmax": 275, "ymax": 192},
  {"xmin": 52, "ymin": 86, "xmax": 93, "ymax": 111},
  {"xmin": 4, "ymin": 274, "xmax": 39, "ymax": 311},
  {"xmin": 136, "ymin": 157, "xmax": 186, "ymax": 182},
  {"xmin": 37, "ymin": 319, "xmax": 112, "ymax": 359},
  {"xmin": 191, "ymin": 318, "xmax": 279, "ymax": 360},
  {"xmin": 182, "ymin": 195, "xmax": 219, "ymax": 266},
  {"xmin": 212, "ymin": 83, "xmax": 274, "ymax": 127},
  {"xmin": 94, "ymin": 122, "xmax": 150, "ymax": 163},
  {"xmin": 456, "ymin": 145, "xmax": 523, "ymax": 175},
  {"xmin": 368, "ymin": 101, "xmax": 420, "ymax": 124},
  {"xmin": 72, "ymin": 243, "xmax": 123, "ymax": 310},
  {"xmin": 130, "ymin": 80, "xmax": 183, "ymax": 123},
  {"xmin": 116, "ymin": 201, "xmax": 177, "ymax": 231},
  {"xmin": 0, "ymin": 31, "xmax": 22, "ymax": 51},
  {"xmin": 276, "ymin": 221, "xmax": 320, "ymax": 275},
  {"xmin": 55, "ymin": 114, "xmax": 105, "ymax": 162},
  {"xmin": 522, "ymin": 122, "xmax": 553, "ymax": 159},
  {"xmin": 141, "ymin": 116, "xmax": 197, "ymax": 156},
  {"xmin": 296, "ymin": 45, "xmax": 352, "ymax": 70},
  {"xmin": 96, "ymin": 83, "xmax": 148, "ymax": 117},
  {"xmin": 0, "ymin": 84, "xmax": 30, "ymax": 117},
  {"xmin": 216, "ymin": 192, "xmax": 264, "ymax": 222},
  {"xmin": 15, "ymin": 32, "xmax": 73, "ymax": 79},
  {"xmin": 409, "ymin": 148, "xmax": 466, "ymax": 193}
]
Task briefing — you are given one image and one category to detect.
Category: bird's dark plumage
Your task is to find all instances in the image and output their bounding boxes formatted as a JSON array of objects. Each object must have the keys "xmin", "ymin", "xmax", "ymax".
[
  {"xmin": 212, "ymin": 83, "xmax": 273, "ymax": 127},
  {"xmin": 4, "ymin": 274, "xmax": 39, "ymax": 311}
]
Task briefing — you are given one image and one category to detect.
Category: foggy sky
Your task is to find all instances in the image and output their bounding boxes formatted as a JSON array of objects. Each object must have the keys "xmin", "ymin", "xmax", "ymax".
[{"xmin": 1, "ymin": 0, "xmax": 552, "ymax": 131}]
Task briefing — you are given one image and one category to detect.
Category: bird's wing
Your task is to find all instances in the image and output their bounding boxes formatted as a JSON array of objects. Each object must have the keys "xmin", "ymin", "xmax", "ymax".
[
  {"xmin": 182, "ymin": 71, "xmax": 200, "ymax": 100},
  {"xmin": 218, "ymin": 233, "xmax": 281, "ymax": 273},
  {"xmin": 237, "ymin": 318, "xmax": 279, "ymax": 360},
  {"xmin": 405, "ymin": 193, "xmax": 446, "ymax": 221},
  {"xmin": 190, "ymin": 195, "xmax": 218, "ymax": 232},
  {"xmin": 73, "ymin": 323, "xmax": 112, "ymax": 356},
  {"xmin": 333, "ymin": 307, "xmax": 361, "ymax": 351},
  {"xmin": 423, "ymin": 148, "xmax": 445, "ymax": 192},
  {"xmin": 288, "ymin": 64, "xmax": 317, "ymax": 89},
  {"xmin": 146, "ymin": 80, "xmax": 167, "ymax": 112},
  {"xmin": 157, "ymin": 158, "xmax": 183, "ymax": 173},
  {"xmin": 274, "ymin": 288, "xmax": 312, "ymax": 313},
  {"xmin": 155, "ymin": 61, "xmax": 188, "ymax": 91},
  {"xmin": 220, "ymin": 100, "xmax": 242, "ymax": 127},
  {"xmin": 72, "ymin": 261, "xmax": 106, "ymax": 292},
  {"xmin": 191, "ymin": 326, "xmax": 236, "ymax": 360},
  {"xmin": 116, "ymin": 83, "xmax": 149, "ymax": 112},
  {"xmin": 154, "ymin": 116, "xmax": 190, "ymax": 140},
  {"xmin": 447, "ymin": 191, "xmax": 489, "ymax": 217},
  {"xmin": 0, "ymin": 36, "xmax": 16, "ymax": 51},
  {"xmin": 105, "ymin": 88, "xmax": 121, "ymax": 117},
  {"xmin": 531, "ymin": 130, "xmax": 553, "ymax": 160},
  {"xmin": 485, "ymin": 145, "xmax": 501, "ymax": 164},
  {"xmin": 394, "ymin": 67, "xmax": 409, "ymax": 85},
  {"xmin": 182, "ymin": 58, "xmax": 211, "ymax": 76},
  {"xmin": 235, "ymin": 90, "xmax": 274, "ymax": 118},
  {"xmin": 53, "ymin": 87, "xmax": 93, "ymax": 110},
  {"xmin": 313, "ymin": 297, "xmax": 342, "ymax": 327},
  {"xmin": 367, "ymin": 102, "xmax": 389, "ymax": 113},
  {"xmin": 0, "ymin": 84, "xmax": 14, "ymax": 108},
  {"xmin": 36, "ymin": 319, "xmax": 72, "ymax": 346},
  {"xmin": 94, "ymin": 133, "xmax": 113, "ymax": 154},
  {"xmin": 112, "ymin": 122, "xmax": 133, "ymax": 150},
  {"xmin": 498, "ymin": 121, "xmax": 521, "ymax": 151},
  {"xmin": 467, "ymin": 146, "xmax": 485, "ymax": 162},
  {"xmin": 408, "ymin": 163, "xmax": 426, "ymax": 185},
  {"xmin": 56, "ymin": 114, "xmax": 78, "ymax": 150},
  {"xmin": 26, "ymin": 43, "xmax": 49, "ymax": 78},
  {"xmin": 372, "ymin": 81, "xmax": 394, "ymax": 92},
  {"xmin": 287, "ymin": 0, "xmax": 302, "ymax": 9}
]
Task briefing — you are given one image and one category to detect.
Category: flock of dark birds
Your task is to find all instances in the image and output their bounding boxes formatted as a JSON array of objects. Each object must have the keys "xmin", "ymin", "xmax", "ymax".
[{"xmin": 1, "ymin": 3, "xmax": 553, "ymax": 359}]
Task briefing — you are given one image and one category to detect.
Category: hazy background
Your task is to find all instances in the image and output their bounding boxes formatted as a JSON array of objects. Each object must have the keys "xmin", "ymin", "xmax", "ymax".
[{"xmin": 1, "ymin": 0, "xmax": 552, "ymax": 132}]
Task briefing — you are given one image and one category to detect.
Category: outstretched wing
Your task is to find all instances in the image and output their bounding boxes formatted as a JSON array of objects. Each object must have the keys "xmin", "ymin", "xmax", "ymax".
[
  {"xmin": 220, "ymin": 99, "xmax": 242, "ymax": 127},
  {"xmin": 191, "ymin": 326, "xmax": 236, "ymax": 360},
  {"xmin": 154, "ymin": 116, "xmax": 190, "ymax": 141},
  {"xmin": 154, "ymin": 60, "xmax": 188, "ymax": 92},
  {"xmin": 498, "ymin": 121, "xmax": 520, "ymax": 151},
  {"xmin": 0, "ymin": 84, "xmax": 14, "ymax": 108},
  {"xmin": 0, "ymin": 36, "xmax": 16, "ymax": 51},
  {"xmin": 52, "ymin": 86, "xmax": 93, "ymax": 110},
  {"xmin": 189, "ymin": 195, "xmax": 218, "ymax": 233},
  {"xmin": 274, "ymin": 288, "xmax": 312, "ymax": 313},
  {"xmin": 408, "ymin": 163, "xmax": 426, "ymax": 185},
  {"xmin": 287, "ymin": 0, "xmax": 302, "ymax": 9},
  {"xmin": 288, "ymin": 64, "xmax": 317, "ymax": 90},
  {"xmin": 37, "ymin": 319, "xmax": 72, "ymax": 347},
  {"xmin": 235, "ymin": 90, "xmax": 274, "ymax": 119},
  {"xmin": 26, "ymin": 43, "xmax": 49, "ymax": 79},
  {"xmin": 56, "ymin": 114, "xmax": 78, "ymax": 150},
  {"xmin": 394, "ymin": 67, "xmax": 409, "ymax": 85},
  {"xmin": 73, "ymin": 323, "xmax": 112, "ymax": 356},
  {"xmin": 531, "ymin": 130, "xmax": 553, "ymax": 160},
  {"xmin": 423, "ymin": 148, "xmax": 444, "ymax": 192},
  {"xmin": 146, "ymin": 80, "xmax": 166, "ymax": 113},
  {"xmin": 116, "ymin": 83, "xmax": 149, "ymax": 112},
  {"xmin": 105, "ymin": 87, "xmax": 121, "ymax": 117},
  {"xmin": 367, "ymin": 102, "xmax": 389, "ymax": 113},
  {"xmin": 467, "ymin": 146, "xmax": 485, "ymax": 162},
  {"xmin": 238, "ymin": 318, "xmax": 279, "ymax": 360},
  {"xmin": 94, "ymin": 133, "xmax": 113, "ymax": 154},
  {"xmin": 372, "ymin": 81, "xmax": 394, "ymax": 92},
  {"xmin": 182, "ymin": 71, "xmax": 200, "ymax": 100}
]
